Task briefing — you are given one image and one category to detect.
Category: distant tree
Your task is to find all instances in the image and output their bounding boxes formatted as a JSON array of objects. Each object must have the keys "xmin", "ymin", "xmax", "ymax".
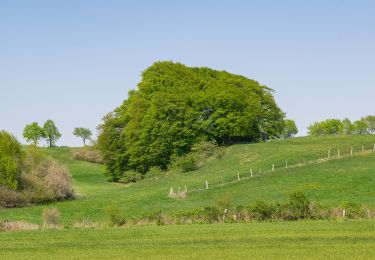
[
  {"xmin": 353, "ymin": 120, "xmax": 369, "ymax": 135},
  {"xmin": 23, "ymin": 122, "xmax": 44, "ymax": 146},
  {"xmin": 341, "ymin": 118, "xmax": 354, "ymax": 135},
  {"xmin": 43, "ymin": 120, "xmax": 61, "ymax": 147},
  {"xmin": 73, "ymin": 127, "xmax": 92, "ymax": 146},
  {"xmin": 282, "ymin": 119, "xmax": 298, "ymax": 138},
  {"xmin": 363, "ymin": 115, "xmax": 375, "ymax": 134},
  {"xmin": 307, "ymin": 122, "xmax": 324, "ymax": 136}
]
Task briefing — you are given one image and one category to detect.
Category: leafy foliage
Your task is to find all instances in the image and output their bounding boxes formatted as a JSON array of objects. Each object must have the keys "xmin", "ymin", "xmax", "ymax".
[
  {"xmin": 73, "ymin": 128, "xmax": 92, "ymax": 146},
  {"xmin": 98, "ymin": 61, "xmax": 285, "ymax": 179},
  {"xmin": 43, "ymin": 120, "xmax": 61, "ymax": 147},
  {"xmin": 282, "ymin": 119, "xmax": 298, "ymax": 138},
  {"xmin": 23, "ymin": 122, "xmax": 44, "ymax": 146},
  {"xmin": 308, "ymin": 116, "xmax": 375, "ymax": 136},
  {"xmin": 0, "ymin": 131, "xmax": 23, "ymax": 190}
]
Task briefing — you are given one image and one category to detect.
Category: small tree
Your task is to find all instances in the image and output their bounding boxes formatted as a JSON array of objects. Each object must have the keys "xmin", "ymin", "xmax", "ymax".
[
  {"xmin": 23, "ymin": 122, "xmax": 44, "ymax": 146},
  {"xmin": 43, "ymin": 120, "xmax": 61, "ymax": 147},
  {"xmin": 282, "ymin": 119, "xmax": 298, "ymax": 138},
  {"xmin": 353, "ymin": 120, "xmax": 368, "ymax": 135},
  {"xmin": 73, "ymin": 127, "xmax": 92, "ymax": 146},
  {"xmin": 342, "ymin": 118, "xmax": 354, "ymax": 135}
]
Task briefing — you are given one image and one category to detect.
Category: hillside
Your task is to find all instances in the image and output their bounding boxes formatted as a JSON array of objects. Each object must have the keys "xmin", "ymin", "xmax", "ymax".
[{"xmin": 1, "ymin": 135, "xmax": 375, "ymax": 224}]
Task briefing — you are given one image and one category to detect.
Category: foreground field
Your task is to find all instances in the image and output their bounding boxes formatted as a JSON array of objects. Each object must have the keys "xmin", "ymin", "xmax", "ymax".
[
  {"xmin": 1, "ymin": 221, "xmax": 375, "ymax": 259},
  {"xmin": 1, "ymin": 135, "xmax": 375, "ymax": 225}
]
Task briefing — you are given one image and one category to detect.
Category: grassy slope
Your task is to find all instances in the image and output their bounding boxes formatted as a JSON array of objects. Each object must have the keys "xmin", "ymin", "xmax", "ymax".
[
  {"xmin": 1, "ymin": 135, "xmax": 375, "ymax": 224},
  {"xmin": 1, "ymin": 221, "xmax": 375, "ymax": 259}
]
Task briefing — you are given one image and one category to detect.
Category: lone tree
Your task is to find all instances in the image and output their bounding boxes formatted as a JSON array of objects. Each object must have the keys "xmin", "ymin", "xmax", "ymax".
[
  {"xmin": 23, "ymin": 122, "xmax": 44, "ymax": 146},
  {"xmin": 43, "ymin": 119, "xmax": 61, "ymax": 147},
  {"xmin": 282, "ymin": 119, "xmax": 298, "ymax": 138},
  {"xmin": 73, "ymin": 127, "xmax": 92, "ymax": 146}
]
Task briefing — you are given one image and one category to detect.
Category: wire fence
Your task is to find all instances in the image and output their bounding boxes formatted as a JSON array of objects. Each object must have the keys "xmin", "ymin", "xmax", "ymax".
[{"xmin": 168, "ymin": 143, "xmax": 375, "ymax": 197}]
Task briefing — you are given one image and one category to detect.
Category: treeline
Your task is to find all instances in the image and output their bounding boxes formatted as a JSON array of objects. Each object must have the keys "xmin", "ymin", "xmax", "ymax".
[
  {"xmin": 98, "ymin": 61, "xmax": 295, "ymax": 181},
  {"xmin": 308, "ymin": 116, "xmax": 375, "ymax": 136}
]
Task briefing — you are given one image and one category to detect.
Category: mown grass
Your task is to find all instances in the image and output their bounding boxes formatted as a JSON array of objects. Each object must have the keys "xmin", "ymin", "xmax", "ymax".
[
  {"xmin": 1, "ymin": 221, "xmax": 375, "ymax": 259},
  {"xmin": 1, "ymin": 135, "xmax": 375, "ymax": 225}
]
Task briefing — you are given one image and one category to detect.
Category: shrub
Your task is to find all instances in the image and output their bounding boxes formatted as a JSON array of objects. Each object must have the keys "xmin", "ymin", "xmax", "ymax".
[
  {"xmin": 215, "ymin": 193, "xmax": 233, "ymax": 211},
  {"xmin": 107, "ymin": 207, "xmax": 126, "ymax": 226},
  {"xmin": 202, "ymin": 206, "xmax": 221, "ymax": 223},
  {"xmin": 72, "ymin": 148, "xmax": 103, "ymax": 164},
  {"xmin": 171, "ymin": 154, "xmax": 198, "ymax": 173},
  {"xmin": 150, "ymin": 209, "xmax": 164, "ymax": 226},
  {"xmin": 341, "ymin": 202, "xmax": 365, "ymax": 219},
  {"xmin": 248, "ymin": 200, "xmax": 275, "ymax": 221},
  {"xmin": 0, "ymin": 186, "xmax": 27, "ymax": 208},
  {"xmin": 287, "ymin": 192, "xmax": 311, "ymax": 220},
  {"xmin": 42, "ymin": 208, "xmax": 60, "ymax": 225},
  {"xmin": 145, "ymin": 166, "xmax": 163, "ymax": 177},
  {"xmin": 119, "ymin": 170, "xmax": 143, "ymax": 184},
  {"xmin": 191, "ymin": 140, "xmax": 218, "ymax": 160},
  {"xmin": 0, "ymin": 131, "xmax": 23, "ymax": 190}
]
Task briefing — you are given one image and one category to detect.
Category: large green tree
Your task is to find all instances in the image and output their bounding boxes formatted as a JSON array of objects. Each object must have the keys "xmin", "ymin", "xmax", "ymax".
[
  {"xmin": 23, "ymin": 122, "xmax": 44, "ymax": 146},
  {"xmin": 98, "ymin": 61, "xmax": 285, "ymax": 180},
  {"xmin": 43, "ymin": 119, "xmax": 61, "ymax": 147},
  {"xmin": 363, "ymin": 115, "xmax": 375, "ymax": 134}
]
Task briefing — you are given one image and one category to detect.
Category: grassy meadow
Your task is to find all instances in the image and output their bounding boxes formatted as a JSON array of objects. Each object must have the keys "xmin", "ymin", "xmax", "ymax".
[
  {"xmin": 1, "ymin": 135, "xmax": 375, "ymax": 225},
  {"xmin": 1, "ymin": 221, "xmax": 375, "ymax": 259}
]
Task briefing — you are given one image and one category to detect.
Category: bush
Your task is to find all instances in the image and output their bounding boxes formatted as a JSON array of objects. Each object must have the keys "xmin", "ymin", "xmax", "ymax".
[
  {"xmin": 202, "ymin": 206, "xmax": 221, "ymax": 223},
  {"xmin": 341, "ymin": 202, "xmax": 365, "ymax": 219},
  {"xmin": 42, "ymin": 208, "xmax": 60, "ymax": 225},
  {"xmin": 171, "ymin": 154, "xmax": 198, "ymax": 173},
  {"xmin": 191, "ymin": 140, "xmax": 218, "ymax": 159},
  {"xmin": 248, "ymin": 200, "xmax": 275, "ymax": 221},
  {"xmin": 0, "ymin": 186, "xmax": 27, "ymax": 208},
  {"xmin": 145, "ymin": 166, "xmax": 163, "ymax": 178},
  {"xmin": 287, "ymin": 192, "xmax": 311, "ymax": 220},
  {"xmin": 107, "ymin": 207, "xmax": 126, "ymax": 226},
  {"xmin": 119, "ymin": 170, "xmax": 143, "ymax": 184},
  {"xmin": 0, "ymin": 131, "xmax": 23, "ymax": 190},
  {"xmin": 72, "ymin": 148, "xmax": 103, "ymax": 164},
  {"xmin": 150, "ymin": 209, "xmax": 164, "ymax": 226}
]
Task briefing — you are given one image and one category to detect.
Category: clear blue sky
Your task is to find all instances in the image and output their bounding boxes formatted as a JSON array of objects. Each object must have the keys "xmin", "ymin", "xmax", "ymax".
[{"xmin": 1, "ymin": 0, "xmax": 374, "ymax": 146}]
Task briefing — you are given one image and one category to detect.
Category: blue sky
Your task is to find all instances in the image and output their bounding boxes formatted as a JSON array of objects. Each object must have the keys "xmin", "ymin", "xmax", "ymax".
[{"xmin": 1, "ymin": 0, "xmax": 374, "ymax": 146}]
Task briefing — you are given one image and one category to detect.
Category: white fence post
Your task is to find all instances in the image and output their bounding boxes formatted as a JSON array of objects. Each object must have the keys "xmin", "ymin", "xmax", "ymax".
[
  {"xmin": 205, "ymin": 180, "xmax": 208, "ymax": 189},
  {"xmin": 351, "ymin": 146, "xmax": 353, "ymax": 156},
  {"xmin": 285, "ymin": 161, "xmax": 288, "ymax": 169},
  {"xmin": 328, "ymin": 149, "xmax": 331, "ymax": 159},
  {"xmin": 337, "ymin": 149, "xmax": 340, "ymax": 158},
  {"xmin": 250, "ymin": 168, "xmax": 253, "ymax": 178},
  {"xmin": 237, "ymin": 172, "xmax": 240, "ymax": 181},
  {"xmin": 272, "ymin": 164, "xmax": 275, "ymax": 172}
]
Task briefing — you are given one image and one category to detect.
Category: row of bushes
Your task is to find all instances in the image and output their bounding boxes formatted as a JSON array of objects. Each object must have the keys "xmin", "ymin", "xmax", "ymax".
[{"xmin": 108, "ymin": 193, "xmax": 374, "ymax": 226}]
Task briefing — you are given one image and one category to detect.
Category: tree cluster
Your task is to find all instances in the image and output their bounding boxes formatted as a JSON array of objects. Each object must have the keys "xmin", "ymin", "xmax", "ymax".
[
  {"xmin": 23, "ymin": 120, "xmax": 61, "ymax": 147},
  {"xmin": 98, "ymin": 61, "xmax": 287, "ymax": 180},
  {"xmin": 307, "ymin": 116, "xmax": 375, "ymax": 136}
]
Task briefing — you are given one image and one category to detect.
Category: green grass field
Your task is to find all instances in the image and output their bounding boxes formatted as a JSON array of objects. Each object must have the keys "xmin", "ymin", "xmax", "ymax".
[
  {"xmin": 1, "ymin": 135, "xmax": 375, "ymax": 259},
  {"xmin": 1, "ymin": 221, "xmax": 375, "ymax": 259},
  {"xmin": 1, "ymin": 135, "xmax": 375, "ymax": 225}
]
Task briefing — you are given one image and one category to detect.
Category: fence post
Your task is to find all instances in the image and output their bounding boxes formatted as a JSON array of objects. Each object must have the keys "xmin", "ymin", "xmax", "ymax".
[
  {"xmin": 169, "ymin": 187, "xmax": 173, "ymax": 195},
  {"xmin": 351, "ymin": 146, "xmax": 353, "ymax": 156},
  {"xmin": 337, "ymin": 149, "xmax": 340, "ymax": 158},
  {"xmin": 285, "ymin": 161, "xmax": 288, "ymax": 169},
  {"xmin": 250, "ymin": 168, "xmax": 253, "ymax": 178},
  {"xmin": 223, "ymin": 209, "xmax": 228, "ymax": 221},
  {"xmin": 272, "ymin": 164, "xmax": 275, "ymax": 172},
  {"xmin": 205, "ymin": 180, "xmax": 208, "ymax": 189},
  {"xmin": 237, "ymin": 172, "xmax": 240, "ymax": 181},
  {"xmin": 328, "ymin": 149, "xmax": 331, "ymax": 159}
]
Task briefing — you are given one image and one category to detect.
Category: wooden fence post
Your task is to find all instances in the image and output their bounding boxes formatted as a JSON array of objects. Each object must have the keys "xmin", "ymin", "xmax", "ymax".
[
  {"xmin": 250, "ymin": 168, "xmax": 253, "ymax": 178},
  {"xmin": 351, "ymin": 146, "xmax": 353, "ymax": 156},
  {"xmin": 237, "ymin": 172, "xmax": 240, "ymax": 181},
  {"xmin": 205, "ymin": 180, "xmax": 208, "ymax": 189},
  {"xmin": 328, "ymin": 149, "xmax": 331, "ymax": 159},
  {"xmin": 337, "ymin": 149, "xmax": 340, "ymax": 158},
  {"xmin": 285, "ymin": 161, "xmax": 288, "ymax": 169},
  {"xmin": 272, "ymin": 164, "xmax": 275, "ymax": 172}
]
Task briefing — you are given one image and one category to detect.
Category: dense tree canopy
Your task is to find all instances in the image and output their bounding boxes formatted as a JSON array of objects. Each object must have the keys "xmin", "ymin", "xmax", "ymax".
[
  {"xmin": 282, "ymin": 119, "xmax": 298, "ymax": 138},
  {"xmin": 98, "ymin": 62, "xmax": 285, "ymax": 180},
  {"xmin": 73, "ymin": 127, "xmax": 92, "ymax": 146}
]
